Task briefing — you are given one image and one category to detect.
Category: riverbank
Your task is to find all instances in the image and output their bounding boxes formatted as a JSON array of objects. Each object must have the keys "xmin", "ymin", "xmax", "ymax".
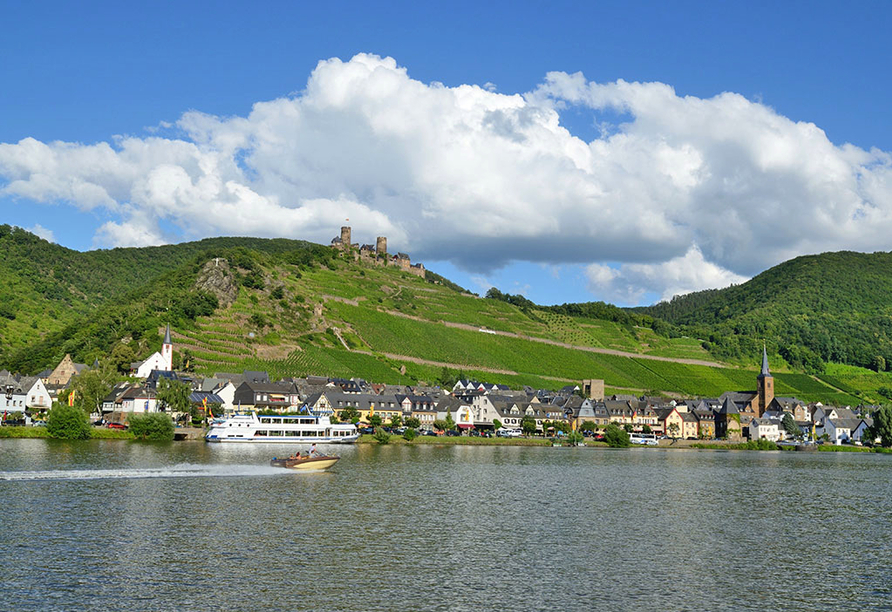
[{"xmin": 0, "ymin": 426, "xmax": 134, "ymax": 440}]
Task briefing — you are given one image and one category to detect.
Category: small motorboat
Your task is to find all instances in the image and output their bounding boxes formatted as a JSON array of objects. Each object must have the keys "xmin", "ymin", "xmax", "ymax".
[{"xmin": 270, "ymin": 454, "xmax": 340, "ymax": 470}]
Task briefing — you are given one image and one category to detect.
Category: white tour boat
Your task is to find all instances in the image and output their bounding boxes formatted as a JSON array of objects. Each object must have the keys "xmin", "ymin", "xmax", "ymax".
[{"xmin": 205, "ymin": 412, "xmax": 359, "ymax": 444}]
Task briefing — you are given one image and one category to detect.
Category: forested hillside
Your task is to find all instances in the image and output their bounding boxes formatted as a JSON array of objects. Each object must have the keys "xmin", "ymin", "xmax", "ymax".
[{"xmin": 634, "ymin": 251, "xmax": 892, "ymax": 372}]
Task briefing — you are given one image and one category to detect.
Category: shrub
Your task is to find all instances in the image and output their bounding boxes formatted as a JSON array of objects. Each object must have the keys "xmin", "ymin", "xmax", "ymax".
[
  {"xmin": 373, "ymin": 427, "xmax": 391, "ymax": 444},
  {"xmin": 46, "ymin": 404, "xmax": 91, "ymax": 440},
  {"xmin": 403, "ymin": 428, "xmax": 417, "ymax": 441},
  {"xmin": 604, "ymin": 423, "xmax": 631, "ymax": 448},
  {"xmin": 567, "ymin": 430, "xmax": 584, "ymax": 445},
  {"xmin": 128, "ymin": 413, "xmax": 175, "ymax": 441}
]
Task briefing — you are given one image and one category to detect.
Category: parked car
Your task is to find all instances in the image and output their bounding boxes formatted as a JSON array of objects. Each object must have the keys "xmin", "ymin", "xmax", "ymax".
[
  {"xmin": 422, "ymin": 429, "xmax": 440, "ymax": 436},
  {"xmin": 107, "ymin": 422, "xmax": 127, "ymax": 430},
  {"xmin": 445, "ymin": 429, "xmax": 462, "ymax": 437},
  {"xmin": 359, "ymin": 427, "xmax": 375, "ymax": 435}
]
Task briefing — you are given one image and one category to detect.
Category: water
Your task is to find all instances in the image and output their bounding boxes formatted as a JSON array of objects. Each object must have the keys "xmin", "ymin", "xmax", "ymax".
[{"xmin": 0, "ymin": 440, "xmax": 890, "ymax": 611}]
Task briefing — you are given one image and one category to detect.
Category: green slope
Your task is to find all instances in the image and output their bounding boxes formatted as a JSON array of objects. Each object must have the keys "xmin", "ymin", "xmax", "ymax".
[
  {"xmin": 634, "ymin": 250, "xmax": 892, "ymax": 372},
  {"xmin": 0, "ymin": 228, "xmax": 886, "ymax": 404}
]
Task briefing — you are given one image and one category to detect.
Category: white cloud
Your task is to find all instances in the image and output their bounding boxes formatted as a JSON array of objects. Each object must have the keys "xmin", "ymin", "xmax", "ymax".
[
  {"xmin": 585, "ymin": 246, "xmax": 749, "ymax": 306},
  {"xmin": 25, "ymin": 223, "xmax": 55, "ymax": 243},
  {"xmin": 2, "ymin": 54, "xmax": 892, "ymax": 303}
]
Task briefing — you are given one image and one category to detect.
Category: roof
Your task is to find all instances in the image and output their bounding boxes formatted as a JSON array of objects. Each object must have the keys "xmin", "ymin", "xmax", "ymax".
[
  {"xmin": 718, "ymin": 397, "xmax": 740, "ymax": 415},
  {"xmin": 759, "ymin": 345, "xmax": 771, "ymax": 378},
  {"xmin": 163, "ymin": 324, "xmax": 172, "ymax": 345}
]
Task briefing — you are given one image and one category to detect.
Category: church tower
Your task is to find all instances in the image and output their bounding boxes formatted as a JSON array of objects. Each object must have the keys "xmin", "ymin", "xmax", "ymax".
[
  {"xmin": 756, "ymin": 345, "xmax": 774, "ymax": 417},
  {"xmin": 162, "ymin": 324, "xmax": 173, "ymax": 371}
]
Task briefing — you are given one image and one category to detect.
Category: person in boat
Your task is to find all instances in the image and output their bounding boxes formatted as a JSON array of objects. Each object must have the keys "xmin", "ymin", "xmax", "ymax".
[{"xmin": 309, "ymin": 443, "xmax": 317, "ymax": 457}]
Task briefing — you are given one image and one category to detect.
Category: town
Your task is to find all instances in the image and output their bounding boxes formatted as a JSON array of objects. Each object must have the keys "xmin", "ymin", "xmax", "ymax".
[{"xmin": 0, "ymin": 324, "xmax": 881, "ymax": 447}]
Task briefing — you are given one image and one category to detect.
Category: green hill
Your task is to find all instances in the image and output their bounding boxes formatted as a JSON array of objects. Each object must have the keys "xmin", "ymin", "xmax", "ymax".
[
  {"xmin": 2, "ymin": 227, "xmax": 890, "ymax": 405},
  {"xmin": 634, "ymin": 251, "xmax": 892, "ymax": 374}
]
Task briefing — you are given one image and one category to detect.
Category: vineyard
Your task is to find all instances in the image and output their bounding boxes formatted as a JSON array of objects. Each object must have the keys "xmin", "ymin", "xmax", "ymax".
[{"xmin": 161, "ymin": 255, "xmax": 873, "ymax": 405}]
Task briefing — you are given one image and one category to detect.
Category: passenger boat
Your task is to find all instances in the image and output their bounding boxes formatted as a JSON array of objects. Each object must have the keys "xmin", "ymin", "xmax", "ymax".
[
  {"xmin": 205, "ymin": 412, "xmax": 358, "ymax": 443},
  {"xmin": 270, "ymin": 455, "xmax": 340, "ymax": 470}
]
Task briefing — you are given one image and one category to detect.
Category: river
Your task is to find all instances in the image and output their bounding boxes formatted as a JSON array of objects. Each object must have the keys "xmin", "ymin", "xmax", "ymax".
[{"xmin": 0, "ymin": 439, "xmax": 890, "ymax": 611}]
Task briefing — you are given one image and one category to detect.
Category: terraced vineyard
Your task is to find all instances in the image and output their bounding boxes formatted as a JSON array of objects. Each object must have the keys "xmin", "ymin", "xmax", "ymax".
[{"xmin": 150, "ymin": 253, "xmax": 868, "ymax": 405}]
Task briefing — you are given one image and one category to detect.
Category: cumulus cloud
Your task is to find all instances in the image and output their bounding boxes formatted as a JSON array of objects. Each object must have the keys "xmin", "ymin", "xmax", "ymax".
[
  {"xmin": 1, "ymin": 53, "xmax": 892, "ymax": 304},
  {"xmin": 585, "ymin": 246, "xmax": 750, "ymax": 306},
  {"xmin": 25, "ymin": 223, "xmax": 55, "ymax": 243}
]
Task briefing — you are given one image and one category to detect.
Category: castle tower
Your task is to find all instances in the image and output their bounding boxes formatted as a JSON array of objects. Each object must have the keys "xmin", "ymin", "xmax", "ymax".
[
  {"xmin": 376, "ymin": 236, "xmax": 387, "ymax": 256},
  {"xmin": 340, "ymin": 226, "xmax": 352, "ymax": 249},
  {"xmin": 162, "ymin": 324, "xmax": 173, "ymax": 371},
  {"xmin": 756, "ymin": 345, "xmax": 774, "ymax": 417}
]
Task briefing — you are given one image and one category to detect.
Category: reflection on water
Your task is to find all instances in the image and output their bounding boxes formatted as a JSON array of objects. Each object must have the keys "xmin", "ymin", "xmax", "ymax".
[{"xmin": 0, "ymin": 440, "xmax": 890, "ymax": 611}]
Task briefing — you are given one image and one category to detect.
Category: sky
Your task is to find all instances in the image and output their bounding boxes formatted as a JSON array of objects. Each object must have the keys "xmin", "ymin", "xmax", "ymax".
[{"xmin": 2, "ymin": 1, "xmax": 892, "ymax": 306}]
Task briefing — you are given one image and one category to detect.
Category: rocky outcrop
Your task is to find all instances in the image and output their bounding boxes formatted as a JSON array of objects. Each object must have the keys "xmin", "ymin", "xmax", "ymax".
[{"xmin": 194, "ymin": 258, "xmax": 238, "ymax": 308}]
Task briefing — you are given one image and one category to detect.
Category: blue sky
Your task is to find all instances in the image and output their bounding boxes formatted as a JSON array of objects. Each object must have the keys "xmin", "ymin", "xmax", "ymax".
[{"xmin": 2, "ymin": 0, "xmax": 892, "ymax": 306}]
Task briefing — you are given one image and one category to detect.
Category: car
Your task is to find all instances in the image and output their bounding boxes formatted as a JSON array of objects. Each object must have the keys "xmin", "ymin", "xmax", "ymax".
[
  {"xmin": 445, "ymin": 429, "xmax": 462, "ymax": 437},
  {"xmin": 393, "ymin": 427, "xmax": 406, "ymax": 435},
  {"xmin": 32, "ymin": 420, "xmax": 47, "ymax": 427},
  {"xmin": 359, "ymin": 427, "xmax": 375, "ymax": 435},
  {"xmin": 107, "ymin": 422, "xmax": 127, "ymax": 430},
  {"xmin": 422, "ymin": 429, "xmax": 440, "ymax": 436}
]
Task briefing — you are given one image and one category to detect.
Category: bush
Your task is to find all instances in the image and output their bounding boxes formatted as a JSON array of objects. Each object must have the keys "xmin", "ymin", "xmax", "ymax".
[
  {"xmin": 604, "ymin": 423, "xmax": 631, "ymax": 448},
  {"xmin": 403, "ymin": 427, "xmax": 417, "ymax": 441},
  {"xmin": 46, "ymin": 404, "xmax": 91, "ymax": 440},
  {"xmin": 567, "ymin": 430, "xmax": 584, "ymax": 445},
  {"xmin": 128, "ymin": 413, "xmax": 175, "ymax": 441},
  {"xmin": 373, "ymin": 427, "xmax": 391, "ymax": 444}
]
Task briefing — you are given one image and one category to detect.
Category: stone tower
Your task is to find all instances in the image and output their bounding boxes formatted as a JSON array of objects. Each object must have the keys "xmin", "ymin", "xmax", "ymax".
[
  {"xmin": 340, "ymin": 226, "xmax": 352, "ymax": 248},
  {"xmin": 756, "ymin": 346, "xmax": 774, "ymax": 417},
  {"xmin": 376, "ymin": 236, "xmax": 387, "ymax": 256},
  {"xmin": 582, "ymin": 379, "xmax": 605, "ymax": 401}
]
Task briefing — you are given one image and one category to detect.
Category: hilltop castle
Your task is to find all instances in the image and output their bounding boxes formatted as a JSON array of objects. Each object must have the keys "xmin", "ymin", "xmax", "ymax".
[{"xmin": 331, "ymin": 226, "xmax": 425, "ymax": 278}]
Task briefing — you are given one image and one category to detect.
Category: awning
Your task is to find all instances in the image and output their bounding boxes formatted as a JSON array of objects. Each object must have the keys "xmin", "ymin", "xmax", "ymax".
[{"xmin": 457, "ymin": 423, "xmax": 474, "ymax": 429}]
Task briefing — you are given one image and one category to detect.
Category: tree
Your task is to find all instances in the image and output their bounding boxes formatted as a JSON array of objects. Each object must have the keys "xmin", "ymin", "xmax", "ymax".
[
  {"xmin": 668, "ymin": 422, "xmax": 680, "ymax": 439},
  {"xmin": 368, "ymin": 414, "xmax": 383, "ymax": 427},
  {"xmin": 445, "ymin": 411, "xmax": 456, "ymax": 431},
  {"xmin": 623, "ymin": 423, "xmax": 633, "ymax": 433},
  {"xmin": 874, "ymin": 404, "xmax": 892, "ymax": 447},
  {"xmin": 567, "ymin": 430, "xmax": 584, "ymax": 445},
  {"xmin": 109, "ymin": 342, "xmax": 136, "ymax": 374},
  {"xmin": 373, "ymin": 427, "xmax": 391, "ymax": 444},
  {"xmin": 47, "ymin": 404, "xmax": 91, "ymax": 440},
  {"xmin": 520, "ymin": 415, "xmax": 537, "ymax": 436},
  {"xmin": 67, "ymin": 366, "xmax": 118, "ymax": 416},
  {"xmin": 340, "ymin": 406, "xmax": 360, "ymax": 423},
  {"xmin": 493, "ymin": 419, "xmax": 503, "ymax": 431},
  {"xmin": 389, "ymin": 414, "xmax": 402, "ymax": 429},
  {"xmin": 782, "ymin": 413, "xmax": 802, "ymax": 438},
  {"xmin": 128, "ymin": 413, "xmax": 175, "ymax": 441},
  {"xmin": 156, "ymin": 378, "xmax": 192, "ymax": 416},
  {"xmin": 604, "ymin": 423, "xmax": 631, "ymax": 448},
  {"xmin": 642, "ymin": 424, "xmax": 652, "ymax": 434},
  {"xmin": 403, "ymin": 428, "xmax": 417, "ymax": 441},
  {"xmin": 579, "ymin": 421, "xmax": 597, "ymax": 433},
  {"xmin": 405, "ymin": 416, "xmax": 421, "ymax": 429},
  {"xmin": 433, "ymin": 418, "xmax": 448, "ymax": 432}
]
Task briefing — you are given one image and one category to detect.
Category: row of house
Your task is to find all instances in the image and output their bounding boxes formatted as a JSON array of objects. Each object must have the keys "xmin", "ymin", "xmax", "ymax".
[{"xmin": 0, "ymin": 339, "xmax": 882, "ymax": 444}]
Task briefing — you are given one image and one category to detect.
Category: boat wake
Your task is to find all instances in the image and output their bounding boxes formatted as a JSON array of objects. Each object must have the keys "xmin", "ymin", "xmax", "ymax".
[{"xmin": 0, "ymin": 463, "xmax": 286, "ymax": 482}]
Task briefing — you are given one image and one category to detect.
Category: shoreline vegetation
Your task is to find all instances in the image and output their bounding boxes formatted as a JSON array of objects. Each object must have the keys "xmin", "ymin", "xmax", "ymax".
[{"xmin": 4, "ymin": 426, "xmax": 888, "ymax": 453}]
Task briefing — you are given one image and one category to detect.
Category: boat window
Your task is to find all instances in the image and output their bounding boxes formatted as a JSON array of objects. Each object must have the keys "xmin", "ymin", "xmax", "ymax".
[
  {"xmin": 256, "ymin": 430, "xmax": 268, "ymax": 436},
  {"xmin": 269, "ymin": 431, "xmax": 283, "ymax": 436}
]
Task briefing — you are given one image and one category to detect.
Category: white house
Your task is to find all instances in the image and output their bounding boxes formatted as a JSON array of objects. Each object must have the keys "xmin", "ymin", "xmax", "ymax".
[
  {"xmin": 133, "ymin": 325, "xmax": 174, "ymax": 378},
  {"xmin": 825, "ymin": 418, "xmax": 861, "ymax": 445},
  {"xmin": 20, "ymin": 377, "xmax": 51, "ymax": 411},
  {"xmin": 750, "ymin": 417, "xmax": 781, "ymax": 442}
]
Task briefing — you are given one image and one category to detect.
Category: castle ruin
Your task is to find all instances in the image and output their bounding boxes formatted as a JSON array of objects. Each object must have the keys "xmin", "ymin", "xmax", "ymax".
[{"xmin": 331, "ymin": 226, "xmax": 425, "ymax": 278}]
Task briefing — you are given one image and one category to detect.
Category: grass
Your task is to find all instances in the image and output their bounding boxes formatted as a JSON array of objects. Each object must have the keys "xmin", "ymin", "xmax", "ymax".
[{"xmin": 0, "ymin": 427, "xmax": 134, "ymax": 440}]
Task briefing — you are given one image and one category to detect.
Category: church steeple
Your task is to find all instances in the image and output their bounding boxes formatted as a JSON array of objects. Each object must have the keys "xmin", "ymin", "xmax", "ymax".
[
  {"xmin": 758, "ymin": 345, "xmax": 771, "ymax": 378},
  {"xmin": 161, "ymin": 324, "xmax": 173, "ymax": 371},
  {"xmin": 756, "ymin": 345, "xmax": 774, "ymax": 416}
]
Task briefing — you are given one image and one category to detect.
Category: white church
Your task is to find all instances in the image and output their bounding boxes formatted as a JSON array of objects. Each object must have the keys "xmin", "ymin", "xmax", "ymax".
[{"xmin": 133, "ymin": 324, "xmax": 174, "ymax": 378}]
